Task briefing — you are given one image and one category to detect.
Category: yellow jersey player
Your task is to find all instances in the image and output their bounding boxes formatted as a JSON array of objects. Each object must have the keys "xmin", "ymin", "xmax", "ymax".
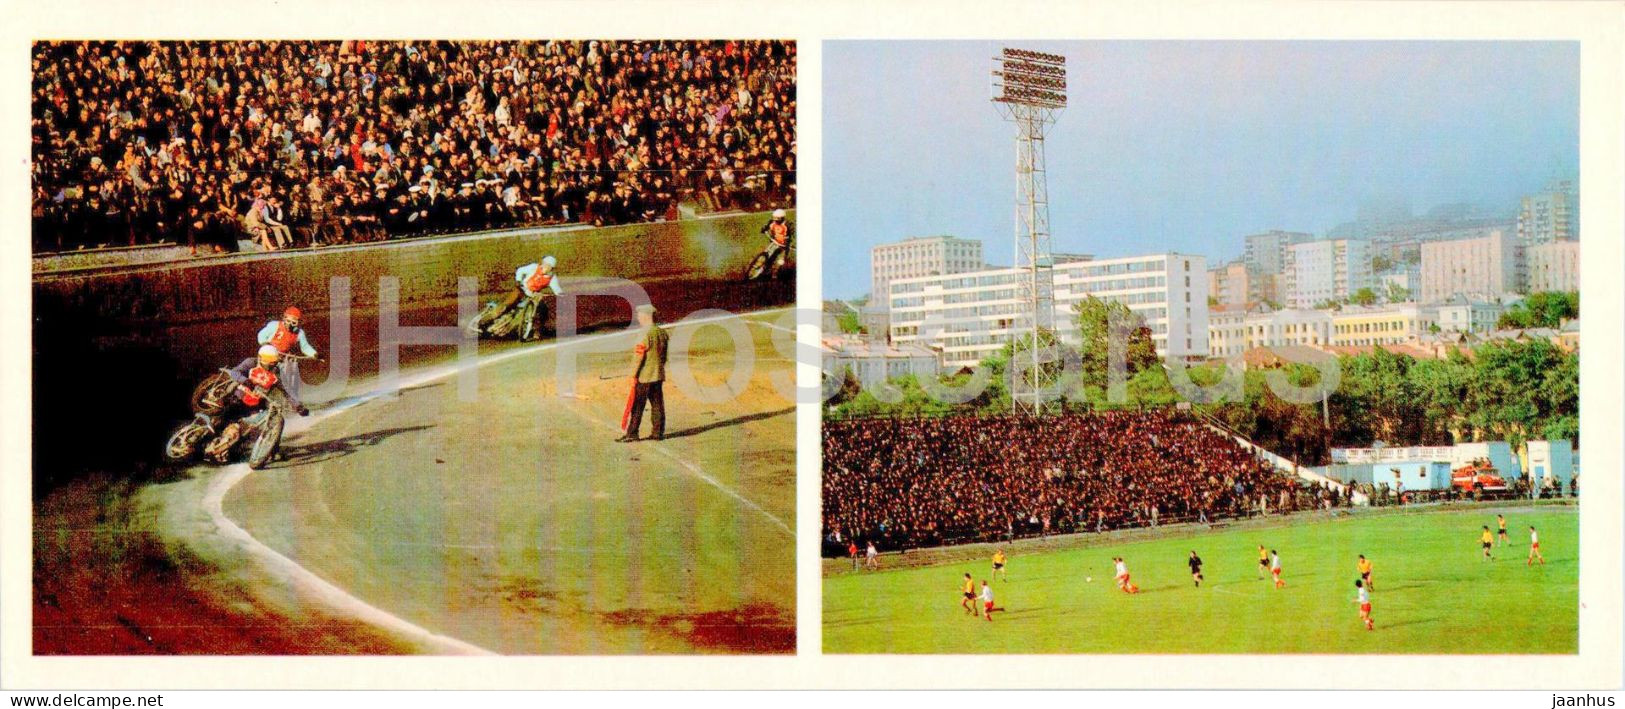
[
  {"xmin": 1257, "ymin": 545, "xmax": 1269, "ymax": 580},
  {"xmin": 961, "ymin": 573, "xmax": 979, "ymax": 616},
  {"xmin": 992, "ymin": 549, "xmax": 1008, "ymax": 582},
  {"xmin": 1497, "ymin": 514, "xmax": 1509, "ymax": 546},
  {"xmin": 1357, "ymin": 554, "xmax": 1374, "ymax": 590},
  {"xmin": 1481, "ymin": 526, "xmax": 1494, "ymax": 561}
]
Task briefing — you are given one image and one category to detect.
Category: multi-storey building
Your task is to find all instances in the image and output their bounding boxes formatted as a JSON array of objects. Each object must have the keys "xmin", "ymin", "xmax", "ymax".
[
  {"xmin": 870, "ymin": 236, "xmax": 984, "ymax": 310},
  {"xmin": 889, "ymin": 253, "xmax": 1209, "ymax": 369},
  {"xmin": 1329, "ymin": 303, "xmax": 1439, "ymax": 347},
  {"xmin": 1208, "ymin": 260, "xmax": 1251, "ymax": 308},
  {"xmin": 1283, "ymin": 238, "xmax": 1374, "ymax": 308},
  {"xmin": 1524, "ymin": 240, "xmax": 1580, "ymax": 293},
  {"xmin": 1207, "ymin": 305, "xmax": 1333, "ymax": 358},
  {"xmin": 1243, "ymin": 230, "xmax": 1314, "ymax": 277},
  {"xmin": 1418, "ymin": 229, "xmax": 1521, "ymax": 303},
  {"xmin": 1516, "ymin": 180, "xmax": 1577, "ymax": 246}
]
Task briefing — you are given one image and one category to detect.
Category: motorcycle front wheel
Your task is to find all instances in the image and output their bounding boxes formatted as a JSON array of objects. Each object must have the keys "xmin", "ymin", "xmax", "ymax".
[
  {"xmin": 189, "ymin": 373, "xmax": 235, "ymax": 415},
  {"xmin": 465, "ymin": 302, "xmax": 499, "ymax": 337},
  {"xmin": 246, "ymin": 410, "xmax": 285, "ymax": 470},
  {"xmin": 745, "ymin": 252, "xmax": 770, "ymax": 281},
  {"xmin": 163, "ymin": 422, "xmax": 208, "ymax": 462}
]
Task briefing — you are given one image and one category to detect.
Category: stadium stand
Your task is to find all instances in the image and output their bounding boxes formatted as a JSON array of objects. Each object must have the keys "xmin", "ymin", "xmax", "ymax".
[
  {"xmin": 822, "ymin": 410, "xmax": 1335, "ymax": 552},
  {"xmin": 31, "ymin": 40, "xmax": 796, "ymax": 253}
]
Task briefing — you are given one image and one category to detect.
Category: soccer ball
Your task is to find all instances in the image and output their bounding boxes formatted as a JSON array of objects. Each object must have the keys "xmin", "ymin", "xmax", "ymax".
[{"xmin": 1086, "ymin": 576, "xmax": 1093, "ymax": 583}]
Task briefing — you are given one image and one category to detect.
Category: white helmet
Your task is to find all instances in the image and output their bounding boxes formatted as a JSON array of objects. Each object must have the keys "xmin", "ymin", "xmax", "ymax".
[
  {"xmin": 257, "ymin": 344, "xmax": 281, "ymax": 366},
  {"xmin": 771, "ymin": 209, "xmax": 786, "ymax": 219},
  {"xmin": 542, "ymin": 255, "xmax": 557, "ymax": 268}
]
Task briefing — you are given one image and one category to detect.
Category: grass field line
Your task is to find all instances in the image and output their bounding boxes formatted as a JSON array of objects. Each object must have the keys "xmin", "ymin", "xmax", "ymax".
[{"xmin": 195, "ymin": 306, "xmax": 792, "ymax": 655}]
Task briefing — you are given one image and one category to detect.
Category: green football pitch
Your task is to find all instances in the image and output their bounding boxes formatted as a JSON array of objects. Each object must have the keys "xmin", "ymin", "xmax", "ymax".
[{"xmin": 823, "ymin": 505, "xmax": 1577, "ymax": 654}]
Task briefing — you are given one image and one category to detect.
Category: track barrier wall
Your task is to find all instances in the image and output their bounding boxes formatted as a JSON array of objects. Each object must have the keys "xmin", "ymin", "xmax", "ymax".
[{"xmin": 31, "ymin": 210, "xmax": 794, "ymax": 490}]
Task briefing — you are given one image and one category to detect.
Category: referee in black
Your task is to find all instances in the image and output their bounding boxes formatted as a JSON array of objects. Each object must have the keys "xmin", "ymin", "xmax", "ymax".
[{"xmin": 1188, "ymin": 550, "xmax": 1205, "ymax": 587}]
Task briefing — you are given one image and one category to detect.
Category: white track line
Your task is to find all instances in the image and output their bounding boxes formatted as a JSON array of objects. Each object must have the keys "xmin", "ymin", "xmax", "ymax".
[
  {"xmin": 569, "ymin": 408, "xmax": 794, "ymax": 537},
  {"xmin": 204, "ymin": 306, "xmax": 794, "ymax": 655},
  {"xmin": 201, "ymin": 465, "xmax": 495, "ymax": 655}
]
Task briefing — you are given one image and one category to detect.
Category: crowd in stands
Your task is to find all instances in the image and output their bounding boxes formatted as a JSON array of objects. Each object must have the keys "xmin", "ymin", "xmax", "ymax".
[
  {"xmin": 822, "ymin": 411, "xmax": 1308, "ymax": 552},
  {"xmin": 31, "ymin": 40, "xmax": 796, "ymax": 253}
]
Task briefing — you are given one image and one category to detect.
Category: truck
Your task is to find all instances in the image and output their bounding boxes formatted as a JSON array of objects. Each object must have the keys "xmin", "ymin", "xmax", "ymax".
[{"xmin": 1451, "ymin": 458, "xmax": 1508, "ymax": 493}]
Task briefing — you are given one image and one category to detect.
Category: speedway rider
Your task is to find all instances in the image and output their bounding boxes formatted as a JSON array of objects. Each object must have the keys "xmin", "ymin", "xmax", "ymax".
[
  {"xmin": 480, "ymin": 254, "xmax": 563, "ymax": 341},
  {"xmin": 204, "ymin": 345, "xmax": 306, "ymax": 461},
  {"xmin": 760, "ymin": 208, "xmax": 793, "ymax": 264},
  {"xmin": 255, "ymin": 307, "xmax": 316, "ymax": 416}
]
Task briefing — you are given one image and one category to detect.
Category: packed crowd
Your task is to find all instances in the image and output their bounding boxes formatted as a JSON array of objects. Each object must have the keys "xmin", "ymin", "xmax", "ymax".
[
  {"xmin": 31, "ymin": 40, "xmax": 796, "ymax": 253},
  {"xmin": 822, "ymin": 411, "xmax": 1305, "ymax": 551}
]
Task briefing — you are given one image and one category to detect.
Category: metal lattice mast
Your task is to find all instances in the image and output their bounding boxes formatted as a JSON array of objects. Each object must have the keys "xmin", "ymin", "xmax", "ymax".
[{"xmin": 993, "ymin": 47, "xmax": 1066, "ymax": 416}]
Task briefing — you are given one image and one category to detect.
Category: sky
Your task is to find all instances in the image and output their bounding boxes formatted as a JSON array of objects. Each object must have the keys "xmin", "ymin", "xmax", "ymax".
[{"xmin": 822, "ymin": 41, "xmax": 1579, "ymax": 299}]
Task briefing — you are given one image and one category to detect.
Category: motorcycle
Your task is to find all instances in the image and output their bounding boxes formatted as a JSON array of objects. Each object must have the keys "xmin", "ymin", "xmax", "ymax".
[
  {"xmin": 165, "ymin": 377, "xmax": 287, "ymax": 470},
  {"xmin": 189, "ymin": 353, "xmax": 317, "ymax": 415},
  {"xmin": 744, "ymin": 242, "xmax": 794, "ymax": 281},
  {"xmin": 466, "ymin": 293, "xmax": 552, "ymax": 341}
]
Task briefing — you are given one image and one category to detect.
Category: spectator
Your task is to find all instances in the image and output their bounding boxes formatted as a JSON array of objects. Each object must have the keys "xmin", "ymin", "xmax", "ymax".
[
  {"xmin": 31, "ymin": 40, "xmax": 796, "ymax": 252},
  {"xmin": 822, "ymin": 411, "xmax": 1303, "ymax": 551}
]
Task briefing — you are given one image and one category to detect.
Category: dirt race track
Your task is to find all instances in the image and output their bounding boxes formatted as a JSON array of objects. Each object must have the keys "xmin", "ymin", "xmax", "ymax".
[{"xmin": 135, "ymin": 308, "xmax": 796, "ymax": 655}]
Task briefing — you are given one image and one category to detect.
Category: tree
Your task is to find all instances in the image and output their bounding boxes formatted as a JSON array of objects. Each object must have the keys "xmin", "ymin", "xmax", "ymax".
[
  {"xmin": 835, "ymin": 309, "xmax": 864, "ymax": 335},
  {"xmin": 1464, "ymin": 339, "xmax": 1574, "ymax": 449},
  {"xmin": 1407, "ymin": 353, "xmax": 1474, "ymax": 443},
  {"xmin": 1385, "ymin": 282, "xmax": 1410, "ymax": 304},
  {"xmin": 1498, "ymin": 291, "xmax": 1579, "ymax": 329},
  {"xmin": 826, "ymin": 374, "xmax": 963, "ymax": 419},
  {"xmin": 1371, "ymin": 254, "xmax": 1395, "ymax": 273},
  {"xmin": 1331, "ymin": 348, "xmax": 1419, "ymax": 444},
  {"xmin": 1073, "ymin": 296, "xmax": 1158, "ymax": 393},
  {"xmin": 1349, "ymin": 287, "xmax": 1378, "ymax": 307}
]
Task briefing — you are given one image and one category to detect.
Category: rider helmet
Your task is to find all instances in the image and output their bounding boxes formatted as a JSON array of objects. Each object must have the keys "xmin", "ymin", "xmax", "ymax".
[
  {"xmin": 542, "ymin": 255, "xmax": 557, "ymax": 268},
  {"xmin": 257, "ymin": 344, "xmax": 282, "ymax": 367},
  {"xmin": 283, "ymin": 306, "xmax": 303, "ymax": 323},
  {"xmin": 771, "ymin": 209, "xmax": 786, "ymax": 220}
]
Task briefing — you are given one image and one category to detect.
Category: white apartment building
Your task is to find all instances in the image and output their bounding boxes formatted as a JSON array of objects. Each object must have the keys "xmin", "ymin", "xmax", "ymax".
[
  {"xmin": 1418, "ymin": 229, "xmax": 1521, "ymax": 304},
  {"xmin": 1525, "ymin": 240, "xmax": 1580, "ymax": 293},
  {"xmin": 1283, "ymin": 239, "xmax": 1374, "ymax": 308},
  {"xmin": 1517, "ymin": 180, "xmax": 1577, "ymax": 246},
  {"xmin": 870, "ymin": 236, "xmax": 984, "ymax": 310},
  {"xmin": 1207, "ymin": 305, "xmax": 1333, "ymax": 358},
  {"xmin": 889, "ymin": 252, "xmax": 1208, "ymax": 369}
]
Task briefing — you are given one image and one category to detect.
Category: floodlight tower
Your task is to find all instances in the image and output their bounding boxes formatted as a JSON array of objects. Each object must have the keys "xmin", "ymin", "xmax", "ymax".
[{"xmin": 992, "ymin": 47, "xmax": 1066, "ymax": 416}]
